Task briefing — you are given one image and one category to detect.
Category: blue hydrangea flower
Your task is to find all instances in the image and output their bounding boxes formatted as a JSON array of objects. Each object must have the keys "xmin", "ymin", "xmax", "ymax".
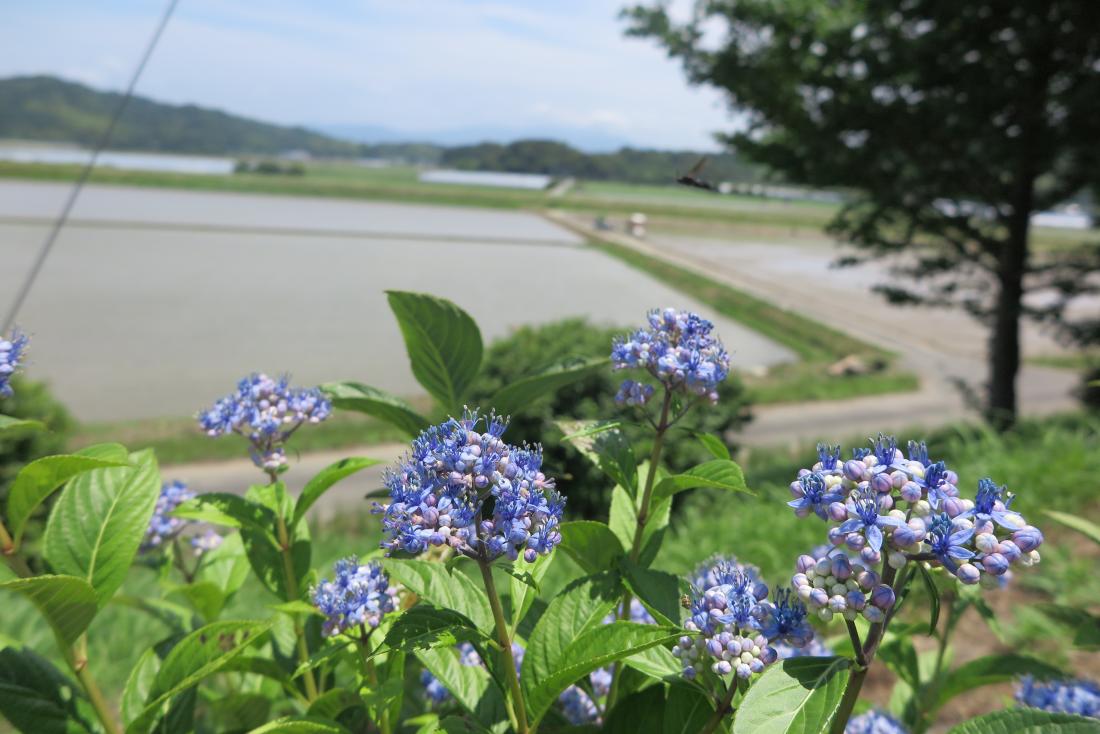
[
  {"xmin": 311, "ymin": 557, "xmax": 397, "ymax": 637},
  {"xmin": 141, "ymin": 481, "xmax": 196, "ymax": 552},
  {"xmin": 789, "ymin": 472, "xmax": 845, "ymax": 520},
  {"xmin": 611, "ymin": 308, "xmax": 730, "ymax": 405},
  {"xmin": 0, "ymin": 329, "xmax": 29, "ymax": 399},
  {"xmin": 377, "ymin": 410, "xmax": 564, "ymax": 562},
  {"xmin": 926, "ymin": 514, "xmax": 976, "ymax": 575},
  {"xmin": 198, "ymin": 373, "xmax": 331, "ymax": 472},
  {"xmin": 675, "ymin": 557, "xmax": 808, "ymax": 680},
  {"xmin": 838, "ymin": 488, "xmax": 904, "ymax": 553},
  {"xmin": 960, "ymin": 478, "xmax": 1024, "ymax": 530},
  {"xmin": 791, "ymin": 551, "xmax": 890, "ymax": 624},
  {"xmin": 189, "ymin": 529, "xmax": 223, "ymax": 556},
  {"xmin": 421, "ymin": 668, "xmax": 452, "ymax": 705},
  {"xmin": 615, "ymin": 379, "xmax": 655, "ymax": 406},
  {"xmin": 845, "ymin": 709, "xmax": 909, "ymax": 734},
  {"xmin": 1016, "ymin": 676, "xmax": 1100, "ymax": 718},
  {"xmin": 559, "ymin": 684, "xmax": 601, "ymax": 725}
]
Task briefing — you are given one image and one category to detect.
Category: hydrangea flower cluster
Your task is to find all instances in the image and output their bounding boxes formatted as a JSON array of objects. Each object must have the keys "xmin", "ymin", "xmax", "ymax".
[
  {"xmin": 0, "ymin": 329, "xmax": 29, "ymax": 399},
  {"xmin": 141, "ymin": 481, "xmax": 196, "ymax": 552},
  {"xmin": 774, "ymin": 638, "xmax": 833, "ymax": 659},
  {"xmin": 845, "ymin": 710, "xmax": 909, "ymax": 734},
  {"xmin": 198, "ymin": 373, "xmax": 331, "ymax": 472},
  {"xmin": 788, "ymin": 436, "xmax": 1042, "ymax": 591},
  {"xmin": 1016, "ymin": 676, "xmax": 1100, "ymax": 718},
  {"xmin": 189, "ymin": 529, "xmax": 223, "ymax": 556},
  {"xmin": 377, "ymin": 410, "xmax": 564, "ymax": 562},
  {"xmin": 611, "ymin": 308, "xmax": 730, "ymax": 405},
  {"xmin": 311, "ymin": 557, "xmax": 397, "ymax": 637},
  {"xmin": 674, "ymin": 556, "xmax": 813, "ymax": 680},
  {"xmin": 792, "ymin": 550, "xmax": 894, "ymax": 624}
]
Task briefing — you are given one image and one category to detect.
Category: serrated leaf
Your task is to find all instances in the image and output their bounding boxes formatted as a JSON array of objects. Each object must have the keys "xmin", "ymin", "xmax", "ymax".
[
  {"xmin": 622, "ymin": 561, "xmax": 681, "ymax": 626},
  {"xmin": 622, "ymin": 644, "xmax": 683, "ymax": 681},
  {"xmin": 1044, "ymin": 510, "xmax": 1100, "ymax": 547},
  {"xmin": 521, "ymin": 571, "xmax": 620, "ymax": 714},
  {"xmin": 5, "ymin": 450, "xmax": 130, "ymax": 550},
  {"xmin": 382, "ymin": 559, "xmax": 493, "ymax": 632},
  {"xmin": 417, "ymin": 647, "xmax": 509, "ymax": 725},
  {"xmin": 0, "ymin": 576, "xmax": 97, "ymax": 647},
  {"xmin": 121, "ymin": 649, "xmax": 160, "ymax": 726},
  {"xmin": 732, "ymin": 656, "xmax": 851, "ymax": 734},
  {"xmin": 292, "ymin": 457, "xmax": 382, "ymax": 527},
  {"xmin": 386, "ymin": 290, "xmax": 483, "ymax": 411},
  {"xmin": 380, "ymin": 606, "xmax": 483, "ymax": 655},
  {"xmin": 688, "ymin": 430, "xmax": 730, "ymax": 460},
  {"xmin": 946, "ymin": 709, "xmax": 1099, "ymax": 733},
  {"xmin": 172, "ymin": 493, "xmax": 276, "ymax": 532},
  {"xmin": 0, "ymin": 646, "xmax": 94, "ymax": 734},
  {"xmin": 652, "ymin": 459, "xmax": 752, "ymax": 504},
  {"xmin": 320, "ymin": 381, "xmax": 430, "ymax": 437},
  {"xmin": 524, "ymin": 621, "xmax": 683, "ymax": 723},
  {"xmin": 936, "ymin": 654, "xmax": 1065, "ymax": 709},
  {"xmin": 126, "ymin": 620, "xmax": 270, "ymax": 734},
  {"xmin": 509, "ymin": 552, "xmax": 553, "ymax": 631},
  {"xmin": 560, "ymin": 421, "xmax": 638, "ymax": 494},
  {"xmin": 43, "ymin": 450, "xmax": 161, "ymax": 607},
  {"xmin": 247, "ymin": 716, "xmax": 351, "ymax": 733},
  {"xmin": 558, "ymin": 521, "xmax": 624, "ymax": 575},
  {"xmin": 489, "ymin": 356, "xmax": 609, "ymax": 415}
]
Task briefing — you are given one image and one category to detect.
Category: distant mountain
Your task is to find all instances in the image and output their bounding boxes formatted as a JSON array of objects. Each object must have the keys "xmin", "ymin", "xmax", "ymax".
[
  {"xmin": 322, "ymin": 122, "xmax": 634, "ymax": 153},
  {"xmin": 0, "ymin": 75, "xmax": 361, "ymax": 157}
]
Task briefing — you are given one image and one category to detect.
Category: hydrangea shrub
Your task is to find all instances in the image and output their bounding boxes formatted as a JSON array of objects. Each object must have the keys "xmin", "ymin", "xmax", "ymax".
[{"xmin": 0, "ymin": 296, "xmax": 1093, "ymax": 734}]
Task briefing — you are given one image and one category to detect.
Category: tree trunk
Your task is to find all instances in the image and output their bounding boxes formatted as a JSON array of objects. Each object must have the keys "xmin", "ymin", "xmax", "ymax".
[{"xmin": 987, "ymin": 195, "xmax": 1031, "ymax": 431}]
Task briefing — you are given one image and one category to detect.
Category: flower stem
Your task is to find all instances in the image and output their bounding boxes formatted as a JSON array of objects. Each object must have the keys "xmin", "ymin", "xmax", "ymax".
[
  {"xmin": 73, "ymin": 654, "xmax": 123, "ymax": 734},
  {"xmin": 830, "ymin": 665, "xmax": 868, "ymax": 734},
  {"xmin": 359, "ymin": 626, "xmax": 391, "ymax": 734},
  {"xmin": 478, "ymin": 559, "xmax": 529, "ymax": 734},
  {"xmin": 700, "ymin": 677, "xmax": 743, "ymax": 734},
  {"xmin": 845, "ymin": 620, "xmax": 867, "ymax": 668},
  {"xmin": 628, "ymin": 389, "xmax": 673, "ymax": 561},
  {"xmin": 275, "ymin": 511, "xmax": 319, "ymax": 701}
]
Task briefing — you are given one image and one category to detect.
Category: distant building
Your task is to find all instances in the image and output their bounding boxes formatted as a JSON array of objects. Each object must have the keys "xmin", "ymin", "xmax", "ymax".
[{"xmin": 419, "ymin": 169, "xmax": 552, "ymax": 190}]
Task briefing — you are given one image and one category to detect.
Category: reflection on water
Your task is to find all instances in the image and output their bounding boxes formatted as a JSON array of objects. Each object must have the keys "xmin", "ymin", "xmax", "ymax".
[{"xmin": 0, "ymin": 145, "xmax": 234, "ymax": 174}]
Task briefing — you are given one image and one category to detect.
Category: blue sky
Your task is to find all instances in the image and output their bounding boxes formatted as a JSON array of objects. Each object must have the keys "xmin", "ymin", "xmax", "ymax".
[{"xmin": 1, "ymin": 0, "xmax": 737, "ymax": 150}]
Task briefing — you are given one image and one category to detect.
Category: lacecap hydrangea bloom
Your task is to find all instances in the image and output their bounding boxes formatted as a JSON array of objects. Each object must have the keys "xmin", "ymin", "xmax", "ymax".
[
  {"xmin": 198, "ymin": 373, "xmax": 331, "ymax": 472},
  {"xmin": 788, "ymin": 436, "xmax": 1042, "ymax": 593},
  {"xmin": 1016, "ymin": 676, "xmax": 1100, "ymax": 718},
  {"xmin": 674, "ymin": 556, "xmax": 813, "ymax": 680},
  {"xmin": 845, "ymin": 710, "xmax": 909, "ymax": 734},
  {"xmin": 311, "ymin": 557, "xmax": 397, "ymax": 637},
  {"xmin": 376, "ymin": 410, "xmax": 564, "ymax": 562},
  {"xmin": 611, "ymin": 308, "xmax": 730, "ymax": 405},
  {"xmin": 0, "ymin": 329, "xmax": 29, "ymax": 399},
  {"xmin": 141, "ymin": 481, "xmax": 196, "ymax": 552}
]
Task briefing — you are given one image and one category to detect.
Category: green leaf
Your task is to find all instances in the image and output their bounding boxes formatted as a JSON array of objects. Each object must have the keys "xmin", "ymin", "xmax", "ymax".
[
  {"xmin": 489, "ymin": 356, "xmax": 609, "ymax": 415},
  {"xmin": 0, "ymin": 576, "xmax": 97, "ymax": 647},
  {"xmin": 270, "ymin": 600, "xmax": 323, "ymax": 616},
  {"xmin": 172, "ymin": 493, "xmax": 276, "ymax": 532},
  {"xmin": 0, "ymin": 414, "xmax": 44, "ymax": 437},
  {"xmin": 1044, "ymin": 510, "xmax": 1100, "ymax": 547},
  {"xmin": 732, "ymin": 656, "xmax": 851, "ymax": 734},
  {"xmin": 5, "ymin": 449, "xmax": 130, "ymax": 550},
  {"xmin": 608, "ymin": 485, "xmax": 637, "ymax": 551},
  {"xmin": 946, "ymin": 709, "xmax": 1100, "ymax": 733},
  {"xmin": 664, "ymin": 684, "xmax": 716, "ymax": 734},
  {"xmin": 208, "ymin": 693, "xmax": 270, "ymax": 732},
  {"xmin": 0, "ymin": 646, "xmax": 94, "ymax": 734},
  {"xmin": 652, "ymin": 459, "xmax": 752, "ymax": 505},
  {"xmin": 524, "ymin": 621, "xmax": 684, "ymax": 723},
  {"xmin": 621, "ymin": 644, "xmax": 683, "ymax": 682},
  {"xmin": 386, "ymin": 290, "xmax": 483, "ymax": 411},
  {"xmin": 168, "ymin": 581, "xmax": 226, "ymax": 622},
  {"xmin": 509, "ymin": 552, "xmax": 554, "ymax": 631},
  {"xmin": 936, "ymin": 654, "xmax": 1065, "ymax": 710},
  {"xmin": 306, "ymin": 688, "xmax": 363, "ymax": 721},
  {"xmin": 558, "ymin": 521, "xmax": 625, "ymax": 575},
  {"xmin": 604, "ymin": 686, "xmax": 665, "ymax": 734},
  {"xmin": 382, "ymin": 559, "xmax": 493, "ymax": 632},
  {"xmin": 622, "ymin": 561, "xmax": 682, "ymax": 626},
  {"xmin": 111, "ymin": 595, "xmax": 191, "ymax": 634},
  {"xmin": 121, "ymin": 649, "xmax": 160, "ymax": 726},
  {"xmin": 380, "ymin": 606, "xmax": 483, "ymax": 655},
  {"xmin": 417, "ymin": 647, "xmax": 509, "ymax": 725},
  {"xmin": 320, "ymin": 381, "xmax": 430, "ymax": 437},
  {"xmin": 292, "ymin": 457, "xmax": 382, "ymax": 527},
  {"xmin": 877, "ymin": 636, "xmax": 920, "ymax": 689},
  {"xmin": 43, "ymin": 450, "xmax": 161, "ymax": 607},
  {"xmin": 521, "ymin": 572, "xmax": 620, "ymax": 715},
  {"xmin": 695, "ymin": 432, "xmax": 731, "ymax": 460},
  {"xmin": 196, "ymin": 532, "xmax": 250, "ymax": 597},
  {"xmin": 608, "ymin": 473, "xmax": 671, "ymax": 566},
  {"xmin": 559, "ymin": 420, "xmax": 638, "ymax": 494},
  {"xmin": 915, "ymin": 563, "xmax": 940, "ymax": 635},
  {"xmin": 126, "ymin": 620, "xmax": 271, "ymax": 734},
  {"xmin": 247, "ymin": 716, "xmax": 351, "ymax": 733}
]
